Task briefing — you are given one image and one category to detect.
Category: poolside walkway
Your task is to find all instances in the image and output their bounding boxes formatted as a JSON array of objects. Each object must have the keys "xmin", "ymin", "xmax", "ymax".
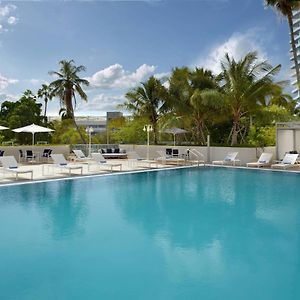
[
  {"xmin": 0, "ymin": 159, "xmax": 179, "ymax": 185},
  {"xmin": 2, "ymin": 159, "xmax": 300, "ymax": 185}
]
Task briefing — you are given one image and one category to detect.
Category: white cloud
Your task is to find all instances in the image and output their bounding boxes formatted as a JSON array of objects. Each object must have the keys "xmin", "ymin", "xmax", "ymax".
[
  {"xmin": 0, "ymin": 4, "xmax": 16, "ymax": 18},
  {"xmin": 87, "ymin": 63, "xmax": 156, "ymax": 89},
  {"xmin": 0, "ymin": 4, "xmax": 18, "ymax": 32},
  {"xmin": 7, "ymin": 16, "xmax": 17, "ymax": 25},
  {"xmin": 193, "ymin": 29, "xmax": 268, "ymax": 74},
  {"xmin": 0, "ymin": 74, "xmax": 18, "ymax": 90},
  {"xmin": 0, "ymin": 93, "xmax": 19, "ymax": 106},
  {"xmin": 154, "ymin": 72, "xmax": 169, "ymax": 80},
  {"xmin": 78, "ymin": 93, "xmax": 125, "ymax": 113}
]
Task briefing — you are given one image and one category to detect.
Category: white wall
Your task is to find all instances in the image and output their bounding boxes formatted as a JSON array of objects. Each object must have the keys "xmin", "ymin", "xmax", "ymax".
[
  {"xmin": 2, "ymin": 143, "xmax": 276, "ymax": 165},
  {"xmin": 277, "ymin": 130, "xmax": 295, "ymax": 159},
  {"xmin": 0, "ymin": 145, "xmax": 70, "ymax": 160},
  {"xmin": 295, "ymin": 131, "xmax": 300, "ymax": 153},
  {"xmin": 121, "ymin": 145, "xmax": 276, "ymax": 165}
]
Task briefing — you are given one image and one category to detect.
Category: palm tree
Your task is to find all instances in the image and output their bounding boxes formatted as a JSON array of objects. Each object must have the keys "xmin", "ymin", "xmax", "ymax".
[
  {"xmin": 49, "ymin": 59, "xmax": 89, "ymax": 143},
  {"xmin": 37, "ymin": 84, "xmax": 54, "ymax": 118},
  {"xmin": 190, "ymin": 89, "xmax": 224, "ymax": 144},
  {"xmin": 218, "ymin": 52, "xmax": 281, "ymax": 145},
  {"xmin": 268, "ymin": 85, "xmax": 298, "ymax": 114},
  {"xmin": 123, "ymin": 76, "xmax": 168, "ymax": 144},
  {"xmin": 168, "ymin": 67, "xmax": 224, "ymax": 144},
  {"xmin": 265, "ymin": 0, "xmax": 300, "ymax": 90}
]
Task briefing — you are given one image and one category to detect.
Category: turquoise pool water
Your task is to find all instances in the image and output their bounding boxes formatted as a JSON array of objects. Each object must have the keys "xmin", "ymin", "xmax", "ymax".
[{"xmin": 0, "ymin": 167, "xmax": 300, "ymax": 300}]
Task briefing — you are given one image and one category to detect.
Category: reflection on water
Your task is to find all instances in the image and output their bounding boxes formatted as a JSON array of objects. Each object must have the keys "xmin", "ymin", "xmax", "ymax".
[
  {"xmin": 0, "ymin": 180, "xmax": 88, "ymax": 239},
  {"xmin": 114, "ymin": 168, "xmax": 300, "ymax": 293},
  {"xmin": 0, "ymin": 168, "xmax": 300, "ymax": 299}
]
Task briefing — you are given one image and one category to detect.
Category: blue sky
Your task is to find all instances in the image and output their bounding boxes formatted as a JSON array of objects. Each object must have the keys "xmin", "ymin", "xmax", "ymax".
[{"xmin": 0, "ymin": 0, "xmax": 290, "ymax": 116}]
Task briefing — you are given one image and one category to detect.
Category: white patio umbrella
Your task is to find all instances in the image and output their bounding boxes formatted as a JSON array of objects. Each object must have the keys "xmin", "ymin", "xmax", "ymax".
[
  {"xmin": 13, "ymin": 123, "xmax": 54, "ymax": 145},
  {"xmin": 163, "ymin": 127, "xmax": 188, "ymax": 146},
  {"xmin": 0, "ymin": 125, "xmax": 9, "ymax": 131}
]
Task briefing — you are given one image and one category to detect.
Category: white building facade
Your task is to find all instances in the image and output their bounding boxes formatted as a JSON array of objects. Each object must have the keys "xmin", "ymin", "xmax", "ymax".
[{"xmin": 291, "ymin": 9, "xmax": 300, "ymax": 100}]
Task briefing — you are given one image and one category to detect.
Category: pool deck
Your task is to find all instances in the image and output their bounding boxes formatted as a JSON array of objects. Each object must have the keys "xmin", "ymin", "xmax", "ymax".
[
  {"xmin": 1, "ymin": 159, "xmax": 300, "ymax": 185},
  {"xmin": 0, "ymin": 159, "xmax": 187, "ymax": 185}
]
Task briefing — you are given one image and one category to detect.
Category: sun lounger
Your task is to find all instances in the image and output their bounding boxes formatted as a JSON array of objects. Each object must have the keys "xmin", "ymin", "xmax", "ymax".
[
  {"xmin": 188, "ymin": 149, "xmax": 205, "ymax": 166},
  {"xmin": 0, "ymin": 156, "xmax": 33, "ymax": 180},
  {"xmin": 90, "ymin": 153, "xmax": 122, "ymax": 172},
  {"xmin": 127, "ymin": 151, "xmax": 157, "ymax": 168},
  {"xmin": 50, "ymin": 154, "xmax": 83, "ymax": 175},
  {"xmin": 156, "ymin": 150, "xmax": 186, "ymax": 165},
  {"xmin": 246, "ymin": 153, "xmax": 273, "ymax": 168},
  {"xmin": 73, "ymin": 149, "xmax": 91, "ymax": 161},
  {"xmin": 212, "ymin": 152, "xmax": 240, "ymax": 166},
  {"xmin": 271, "ymin": 153, "xmax": 299, "ymax": 170}
]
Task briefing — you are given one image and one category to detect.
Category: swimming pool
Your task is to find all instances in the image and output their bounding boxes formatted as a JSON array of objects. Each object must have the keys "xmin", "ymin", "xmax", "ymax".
[{"xmin": 0, "ymin": 167, "xmax": 299, "ymax": 299}]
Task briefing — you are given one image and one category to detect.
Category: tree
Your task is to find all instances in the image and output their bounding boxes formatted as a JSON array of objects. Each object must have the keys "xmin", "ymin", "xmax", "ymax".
[
  {"xmin": 49, "ymin": 59, "xmax": 89, "ymax": 143},
  {"xmin": 218, "ymin": 52, "xmax": 281, "ymax": 145},
  {"xmin": 51, "ymin": 119, "xmax": 88, "ymax": 145},
  {"xmin": 189, "ymin": 68, "xmax": 224, "ymax": 144},
  {"xmin": 190, "ymin": 89, "xmax": 224, "ymax": 144},
  {"xmin": 110, "ymin": 116, "xmax": 149, "ymax": 144},
  {"xmin": 123, "ymin": 76, "xmax": 168, "ymax": 144},
  {"xmin": 0, "ymin": 90, "xmax": 47, "ymax": 144},
  {"xmin": 168, "ymin": 67, "xmax": 224, "ymax": 144},
  {"xmin": 265, "ymin": 0, "xmax": 300, "ymax": 91},
  {"xmin": 37, "ymin": 84, "xmax": 54, "ymax": 118}
]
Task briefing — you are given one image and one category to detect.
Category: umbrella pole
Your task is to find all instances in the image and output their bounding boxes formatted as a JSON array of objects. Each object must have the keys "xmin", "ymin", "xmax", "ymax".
[
  {"xmin": 32, "ymin": 132, "xmax": 34, "ymax": 145},
  {"xmin": 173, "ymin": 134, "xmax": 176, "ymax": 146}
]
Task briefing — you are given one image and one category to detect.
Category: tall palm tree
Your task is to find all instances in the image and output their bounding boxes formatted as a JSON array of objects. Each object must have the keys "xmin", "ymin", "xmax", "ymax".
[
  {"xmin": 218, "ymin": 52, "xmax": 281, "ymax": 145},
  {"xmin": 265, "ymin": 0, "xmax": 300, "ymax": 90},
  {"xmin": 49, "ymin": 59, "xmax": 89, "ymax": 143},
  {"xmin": 37, "ymin": 84, "xmax": 54, "ymax": 118},
  {"xmin": 123, "ymin": 76, "xmax": 168, "ymax": 144},
  {"xmin": 168, "ymin": 67, "xmax": 224, "ymax": 144},
  {"xmin": 190, "ymin": 89, "xmax": 224, "ymax": 144}
]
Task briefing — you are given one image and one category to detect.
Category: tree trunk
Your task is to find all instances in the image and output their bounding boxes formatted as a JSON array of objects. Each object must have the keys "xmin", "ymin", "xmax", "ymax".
[
  {"xmin": 44, "ymin": 99, "xmax": 48, "ymax": 118},
  {"xmin": 69, "ymin": 104, "xmax": 86, "ymax": 144},
  {"xmin": 231, "ymin": 119, "xmax": 238, "ymax": 146},
  {"xmin": 66, "ymin": 89, "xmax": 87, "ymax": 144},
  {"xmin": 152, "ymin": 121, "xmax": 158, "ymax": 145},
  {"xmin": 72, "ymin": 116, "xmax": 87, "ymax": 144},
  {"xmin": 288, "ymin": 11, "xmax": 300, "ymax": 95},
  {"xmin": 195, "ymin": 119, "xmax": 206, "ymax": 145}
]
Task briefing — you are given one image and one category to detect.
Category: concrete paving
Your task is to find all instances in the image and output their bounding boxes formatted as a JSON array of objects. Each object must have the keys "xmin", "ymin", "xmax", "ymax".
[
  {"xmin": 1, "ymin": 158, "xmax": 299, "ymax": 185},
  {"xmin": 0, "ymin": 158, "xmax": 179, "ymax": 185}
]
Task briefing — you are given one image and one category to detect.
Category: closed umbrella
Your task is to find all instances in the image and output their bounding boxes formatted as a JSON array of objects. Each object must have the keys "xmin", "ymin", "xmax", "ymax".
[
  {"xmin": 163, "ymin": 127, "xmax": 188, "ymax": 146},
  {"xmin": 13, "ymin": 123, "xmax": 54, "ymax": 145}
]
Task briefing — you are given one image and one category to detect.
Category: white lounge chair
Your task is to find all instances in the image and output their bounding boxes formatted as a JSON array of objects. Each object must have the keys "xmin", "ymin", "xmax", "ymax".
[
  {"xmin": 127, "ymin": 151, "xmax": 157, "ymax": 168},
  {"xmin": 156, "ymin": 150, "xmax": 186, "ymax": 165},
  {"xmin": 73, "ymin": 149, "xmax": 91, "ymax": 161},
  {"xmin": 50, "ymin": 154, "xmax": 83, "ymax": 175},
  {"xmin": 0, "ymin": 156, "xmax": 33, "ymax": 180},
  {"xmin": 271, "ymin": 153, "xmax": 299, "ymax": 170},
  {"xmin": 72, "ymin": 149, "xmax": 97, "ymax": 171},
  {"xmin": 246, "ymin": 153, "xmax": 273, "ymax": 168},
  {"xmin": 212, "ymin": 152, "xmax": 240, "ymax": 166},
  {"xmin": 188, "ymin": 149, "xmax": 205, "ymax": 166},
  {"xmin": 91, "ymin": 153, "xmax": 122, "ymax": 172}
]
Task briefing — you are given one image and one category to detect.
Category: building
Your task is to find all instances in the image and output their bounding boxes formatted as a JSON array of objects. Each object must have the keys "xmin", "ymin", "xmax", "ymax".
[
  {"xmin": 75, "ymin": 116, "xmax": 107, "ymax": 134},
  {"xmin": 49, "ymin": 112, "xmax": 124, "ymax": 135},
  {"xmin": 106, "ymin": 111, "xmax": 123, "ymax": 122},
  {"xmin": 291, "ymin": 9, "xmax": 300, "ymax": 101}
]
